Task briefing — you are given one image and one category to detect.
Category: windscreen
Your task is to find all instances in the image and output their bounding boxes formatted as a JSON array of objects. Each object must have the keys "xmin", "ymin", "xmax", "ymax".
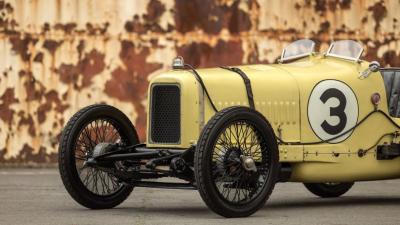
[
  {"xmin": 280, "ymin": 39, "xmax": 315, "ymax": 62},
  {"xmin": 327, "ymin": 40, "xmax": 363, "ymax": 61}
]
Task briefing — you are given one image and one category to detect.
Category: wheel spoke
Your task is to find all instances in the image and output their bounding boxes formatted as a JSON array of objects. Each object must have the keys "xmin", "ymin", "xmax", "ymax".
[
  {"xmin": 74, "ymin": 118, "xmax": 124, "ymax": 196},
  {"xmin": 211, "ymin": 120, "xmax": 270, "ymax": 205}
]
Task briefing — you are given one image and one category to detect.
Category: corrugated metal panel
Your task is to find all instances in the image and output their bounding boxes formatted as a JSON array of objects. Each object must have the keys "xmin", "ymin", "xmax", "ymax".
[{"xmin": 0, "ymin": 0, "xmax": 399, "ymax": 164}]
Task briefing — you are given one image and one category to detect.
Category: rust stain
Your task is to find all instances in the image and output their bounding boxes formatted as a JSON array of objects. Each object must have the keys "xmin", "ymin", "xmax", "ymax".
[
  {"xmin": 313, "ymin": 0, "xmax": 352, "ymax": 13},
  {"xmin": 77, "ymin": 40, "xmax": 85, "ymax": 59},
  {"xmin": 43, "ymin": 40, "xmax": 63, "ymax": 55},
  {"xmin": 177, "ymin": 40, "xmax": 244, "ymax": 68},
  {"xmin": 105, "ymin": 40, "xmax": 162, "ymax": 141},
  {"xmin": 17, "ymin": 111, "xmax": 36, "ymax": 137},
  {"xmin": 381, "ymin": 50, "xmax": 400, "ymax": 67},
  {"xmin": 56, "ymin": 49, "xmax": 106, "ymax": 89},
  {"xmin": 85, "ymin": 22, "xmax": 110, "ymax": 35},
  {"xmin": 1, "ymin": 0, "xmax": 400, "ymax": 164},
  {"xmin": 145, "ymin": 0, "xmax": 166, "ymax": 21},
  {"xmin": 33, "ymin": 52, "xmax": 44, "ymax": 62},
  {"xmin": 0, "ymin": 144, "xmax": 57, "ymax": 164},
  {"xmin": 0, "ymin": 0, "xmax": 17, "ymax": 33},
  {"xmin": 37, "ymin": 90, "xmax": 69, "ymax": 124},
  {"xmin": 20, "ymin": 70, "xmax": 45, "ymax": 102},
  {"xmin": 174, "ymin": 0, "xmax": 254, "ymax": 34},
  {"xmin": 0, "ymin": 88, "xmax": 18, "ymax": 125},
  {"xmin": 124, "ymin": 0, "xmax": 167, "ymax": 33},
  {"xmin": 368, "ymin": 0, "xmax": 388, "ymax": 32},
  {"xmin": 9, "ymin": 34, "xmax": 38, "ymax": 61},
  {"xmin": 53, "ymin": 22, "xmax": 77, "ymax": 34}
]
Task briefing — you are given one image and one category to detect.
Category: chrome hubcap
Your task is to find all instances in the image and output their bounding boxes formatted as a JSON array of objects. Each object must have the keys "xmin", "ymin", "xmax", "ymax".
[{"xmin": 240, "ymin": 155, "xmax": 257, "ymax": 172}]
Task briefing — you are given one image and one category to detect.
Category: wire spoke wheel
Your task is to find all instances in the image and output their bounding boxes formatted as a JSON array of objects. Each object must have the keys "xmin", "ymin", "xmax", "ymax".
[
  {"xmin": 212, "ymin": 121, "xmax": 269, "ymax": 204},
  {"xmin": 74, "ymin": 119, "xmax": 124, "ymax": 196},
  {"xmin": 59, "ymin": 104, "xmax": 138, "ymax": 209},
  {"xmin": 195, "ymin": 106, "xmax": 279, "ymax": 218},
  {"xmin": 304, "ymin": 182, "xmax": 354, "ymax": 198}
]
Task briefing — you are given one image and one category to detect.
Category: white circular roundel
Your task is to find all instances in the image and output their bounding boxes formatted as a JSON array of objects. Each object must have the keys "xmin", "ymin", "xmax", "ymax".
[{"xmin": 308, "ymin": 80, "xmax": 358, "ymax": 143}]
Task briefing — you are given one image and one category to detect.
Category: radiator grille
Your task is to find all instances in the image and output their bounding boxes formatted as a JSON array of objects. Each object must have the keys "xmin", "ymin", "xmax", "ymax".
[{"xmin": 150, "ymin": 85, "xmax": 181, "ymax": 143}]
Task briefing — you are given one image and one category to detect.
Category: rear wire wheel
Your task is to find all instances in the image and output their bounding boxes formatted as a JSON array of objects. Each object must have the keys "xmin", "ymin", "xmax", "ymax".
[
  {"xmin": 304, "ymin": 182, "xmax": 354, "ymax": 198},
  {"xmin": 195, "ymin": 106, "xmax": 279, "ymax": 218},
  {"xmin": 59, "ymin": 104, "xmax": 139, "ymax": 209}
]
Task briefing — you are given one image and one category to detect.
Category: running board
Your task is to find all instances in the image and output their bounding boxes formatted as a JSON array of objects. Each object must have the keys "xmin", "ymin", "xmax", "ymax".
[{"xmin": 131, "ymin": 181, "xmax": 196, "ymax": 190}]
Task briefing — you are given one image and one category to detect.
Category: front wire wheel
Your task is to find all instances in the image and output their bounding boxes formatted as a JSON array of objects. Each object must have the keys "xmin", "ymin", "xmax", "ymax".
[
  {"xmin": 213, "ymin": 121, "xmax": 268, "ymax": 204},
  {"xmin": 59, "ymin": 104, "xmax": 139, "ymax": 209},
  {"xmin": 75, "ymin": 118, "xmax": 124, "ymax": 196},
  {"xmin": 195, "ymin": 106, "xmax": 279, "ymax": 218}
]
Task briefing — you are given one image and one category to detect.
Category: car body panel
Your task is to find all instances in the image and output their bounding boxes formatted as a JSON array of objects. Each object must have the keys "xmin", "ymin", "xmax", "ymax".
[
  {"xmin": 146, "ymin": 55, "xmax": 400, "ymax": 182},
  {"xmin": 146, "ymin": 70, "xmax": 200, "ymax": 148},
  {"xmin": 147, "ymin": 64, "xmax": 301, "ymax": 148}
]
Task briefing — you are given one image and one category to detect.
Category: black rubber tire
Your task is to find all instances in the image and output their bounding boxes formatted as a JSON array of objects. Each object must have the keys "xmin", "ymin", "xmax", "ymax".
[
  {"xmin": 58, "ymin": 104, "xmax": 139, "ymax": 209},
  {"xmin": 194, "ymin": 106, "xmax": 279, "ymax": 218},
  {"xmin": 304, "ymin": 182, "xmax": 354, "ymax": 198}
]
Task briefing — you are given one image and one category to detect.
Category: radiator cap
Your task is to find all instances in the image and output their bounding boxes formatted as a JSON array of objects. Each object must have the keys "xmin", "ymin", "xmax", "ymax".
[{"xmin": 172, "ymin": 56, "xmax": 185, "ymax": 69}]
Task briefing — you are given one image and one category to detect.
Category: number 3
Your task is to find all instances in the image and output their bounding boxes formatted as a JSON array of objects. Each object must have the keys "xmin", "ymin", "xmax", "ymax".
[
  {"xmin": 308, "ymin": 80, "xmax": 358, "ymax": 143},
  {"xmin": 320, "ymin": 88, "xmax": 348, "ymax": 135}
]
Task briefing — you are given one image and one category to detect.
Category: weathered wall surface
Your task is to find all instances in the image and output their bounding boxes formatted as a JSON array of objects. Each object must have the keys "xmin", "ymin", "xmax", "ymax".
[{"xmin": 0, "ymin": 0, "xmax": 399, "ymax": 165}]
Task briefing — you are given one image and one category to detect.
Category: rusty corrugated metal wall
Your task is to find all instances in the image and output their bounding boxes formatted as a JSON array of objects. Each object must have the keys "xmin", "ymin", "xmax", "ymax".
[{"xmin": 0, "ymin": 0, "xmax": 399, "ymax": 165}]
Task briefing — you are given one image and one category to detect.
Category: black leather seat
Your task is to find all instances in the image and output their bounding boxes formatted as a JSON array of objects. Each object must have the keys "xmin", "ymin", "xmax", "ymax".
[{"xmin": 380, "ymin": 69, "xmax": 400, "ymax": 117}]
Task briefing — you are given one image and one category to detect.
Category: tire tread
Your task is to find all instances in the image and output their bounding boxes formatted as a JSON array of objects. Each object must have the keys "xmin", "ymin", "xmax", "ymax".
[
  {"xmin": 194, "ymin": 106, "xmax": 278, "ymax": 217},
  {"xmin": 58, "ymin": 104, "xmax": 135, "ymax": 209}
]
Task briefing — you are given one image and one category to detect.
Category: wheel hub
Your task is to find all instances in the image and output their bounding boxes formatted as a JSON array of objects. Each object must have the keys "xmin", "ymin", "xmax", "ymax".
[
  {"xmin": 220, "ymin": 148, "xmax": 259, "ymax": 190},
  {"xmin": 240, "ymin": 155, "xmax": 257, "ymax": 172},
  {"xmin": 92, "ymin": 142, "xmax": 114, "ymax": 158},
  {"xmin": 223, "ymin": 147, "xmax": 257, "ymax": 173}
]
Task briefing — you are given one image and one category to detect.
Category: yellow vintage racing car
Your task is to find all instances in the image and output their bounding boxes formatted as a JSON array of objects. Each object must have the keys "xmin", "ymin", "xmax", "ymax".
[{"xmin": 58, "ymin": 39, "xmax": 400, "ymax": 217}]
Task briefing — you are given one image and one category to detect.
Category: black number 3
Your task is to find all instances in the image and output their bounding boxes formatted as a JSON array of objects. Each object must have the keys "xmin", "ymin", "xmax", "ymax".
[{"xmin": 320, "ymin": 88, "xmax": 347, "ymax": 135}]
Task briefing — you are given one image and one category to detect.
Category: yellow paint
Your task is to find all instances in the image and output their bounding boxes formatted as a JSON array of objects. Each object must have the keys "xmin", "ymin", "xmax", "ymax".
[
  {"xmin": 146, "ymin": 70, "xmax": 200, "ymax": 148},
  {"xmin": 279, "ymin": 145, "xmax": 303, "ymax": 162},
  {"xmin": 2, "ymin": 0, "xmax": 400, "ymax": 164},
  {"xmin": 148, "ymin": 54, "xmax": 400, "ymax": 182}
]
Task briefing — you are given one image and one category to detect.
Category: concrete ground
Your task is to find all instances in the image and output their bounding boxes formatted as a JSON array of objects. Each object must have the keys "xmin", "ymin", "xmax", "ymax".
[{"xmin": 0, "ymin": 168, "xmax": 399, "ymax": 225}]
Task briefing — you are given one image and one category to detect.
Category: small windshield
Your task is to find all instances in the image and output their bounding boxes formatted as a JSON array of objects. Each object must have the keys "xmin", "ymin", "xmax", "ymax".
[
  {"xmin": 280, "ymin": 39, "xmax": 315, "ymax": 62},
  {"xmin": 326, "ymin": 40, "xmax": 363, "ymax": 61}
]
